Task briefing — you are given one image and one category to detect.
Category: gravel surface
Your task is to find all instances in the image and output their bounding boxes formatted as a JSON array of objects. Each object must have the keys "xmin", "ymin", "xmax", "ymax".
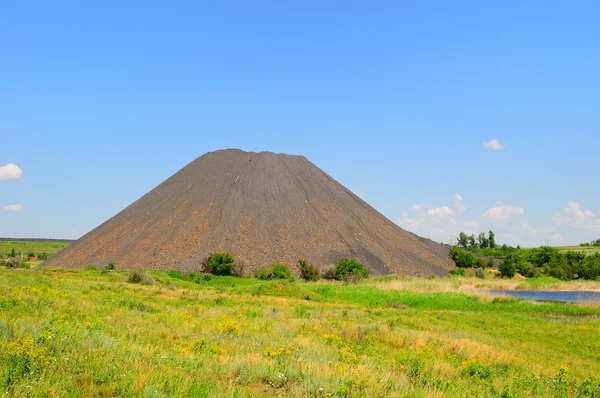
[{"xmin": 44, "ymin": 149, "xmax": 453, "ymax": 276}]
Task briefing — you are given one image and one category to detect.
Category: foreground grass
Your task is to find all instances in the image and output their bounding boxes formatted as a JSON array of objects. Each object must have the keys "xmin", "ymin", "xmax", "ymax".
[{"xmin": 1, "ymin": 269, "xmax": 600, "ymax": 397}]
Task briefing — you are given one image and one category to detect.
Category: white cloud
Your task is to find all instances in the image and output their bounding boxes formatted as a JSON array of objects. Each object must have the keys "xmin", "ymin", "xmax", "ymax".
[
  {"xmin": 427, "ymin": 206, "xmax": 455, "ymax": 218},
  {"xmin": 547, "ymin": 232, "xmax": 564, "ymax": 242},
  {"xmin": 353, "ymin": 191, "xmax": 366, "ymax": 199},
  {"xmin": 453, "ymin": 194, "xmax": 467, "ymax": 212},
  {"xmin": 482, "ymin": 139, "xmax": 505, "ymax": 150},
  {"xmin": 3, "ymin": 204, "xmax": 23, "ymax": 212},
  {"xmin": 521, "ymin": 223, "xmax": 537, "ymax": 235},
  {"xmin": 0, "ymin": 163, "xmax": 23, "ymax": 180},
  {"xmin": 397, "ymin": 213, "xmax": 424, "ymax": 230},
  {"xmin": 552, "ymin": 201, "xmax": 600, "ymax": 231},
  {"xmin": 464, "ymin": 220, "xmax": 480, "ymax": 228},
  {"xmin": 448, "ymin": 218, "xmax": 456, "ymax": 224},
  {"xmin": 483, "ymin": 204, "xmax": 525, "ymax": 220},
  {"xmin": 409, "ymin": 204, "xmax": 423, "ymax": 211}
]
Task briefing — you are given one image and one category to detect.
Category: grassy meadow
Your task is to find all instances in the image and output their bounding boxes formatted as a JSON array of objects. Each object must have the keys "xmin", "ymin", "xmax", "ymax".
[
  {"xmin": 555, "ymin": 246, "xmax": 600, "ymax": 255},
  {"xmin": 0, "ymin": 241, "xmax": 71, "ymax": 267},
  {"xmin": 1, "ymin": 267, "xmax": 600, "ymax": 397}
]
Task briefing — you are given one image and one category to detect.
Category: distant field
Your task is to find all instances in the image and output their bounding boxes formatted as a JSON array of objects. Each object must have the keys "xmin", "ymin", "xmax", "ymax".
[
  {"xmin": 0, "ymin": 240, "xmax": 71, "ymax": 259},
  {"xmin": 555, "ymin": 245, "xmax": 600, "ymax": 255}
]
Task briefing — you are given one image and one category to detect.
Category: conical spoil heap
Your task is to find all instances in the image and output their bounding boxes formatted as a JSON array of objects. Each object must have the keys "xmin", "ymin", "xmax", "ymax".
[{"xmin": 44, "ymin": 149, "xmax": 453, "ymax": 276}]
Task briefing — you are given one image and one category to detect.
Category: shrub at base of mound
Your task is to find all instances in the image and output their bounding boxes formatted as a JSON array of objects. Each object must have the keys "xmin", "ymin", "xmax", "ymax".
[
  {"xmin": 335, "ymin": 258, "xmax": 369, "ymax": 281},
  {"xmin": 255, "ymin": 266, "xmax": 272, "ymax": 280},
  {"xmin": 271, "ymin": 263, "xmax": 292, "ymax": 279},
  {"xmin": 127, "ymin": 270, "xmax": 154, "ymax": 285},
  {"xmin": 202, "ymin": 252, "xmax": 236, "ymax": 276},
  {"xmin": 127, "ymin": 271, "xmax": 144, "ymax": 284},
  {"xmin": 254, "ymin": 263, "xmax": 293, "ymax": 280},
  {"xmin": 298, "ymin": 259, "xmax": 319, "ymax": 281}
]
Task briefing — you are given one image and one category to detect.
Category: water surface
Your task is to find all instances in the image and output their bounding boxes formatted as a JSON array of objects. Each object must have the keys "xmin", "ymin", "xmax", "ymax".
[{"xmin": 490, "ymin": 290, "xmax": 600, "ymax": 303}]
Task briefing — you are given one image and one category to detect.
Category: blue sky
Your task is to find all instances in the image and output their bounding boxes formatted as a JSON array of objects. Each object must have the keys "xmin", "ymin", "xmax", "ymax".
[{"xmin": 1, "ymin": 1, "xmax": 598, "ymax": 246}]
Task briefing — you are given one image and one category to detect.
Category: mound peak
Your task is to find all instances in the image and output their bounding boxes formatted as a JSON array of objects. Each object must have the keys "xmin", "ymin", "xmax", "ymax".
[{"xmin": 44, "ymin": 149, "xmax": 453, "ymax": 276}]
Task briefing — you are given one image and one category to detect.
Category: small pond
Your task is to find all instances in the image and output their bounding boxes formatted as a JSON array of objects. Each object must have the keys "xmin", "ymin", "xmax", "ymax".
[{"xmin": 490, "ymin": 290, "xmax": 600, "ymax": 303}]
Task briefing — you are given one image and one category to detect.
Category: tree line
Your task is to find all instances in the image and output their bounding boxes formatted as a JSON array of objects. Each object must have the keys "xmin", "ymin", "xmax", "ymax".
[
  {"xmin": 450, "ymin": 231, "xmax": 600, "ymax": 280},
  {"xmin": 456, "ymin": 230, "xmax": 496, "ymax": 250}
]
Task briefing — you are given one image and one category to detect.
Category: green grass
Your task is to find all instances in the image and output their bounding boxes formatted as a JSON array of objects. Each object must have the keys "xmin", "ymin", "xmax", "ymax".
[
  {"xmin": 1, "ymin": 268, "xmax": 600, "ymax": 396},
  {"xmin": 0, "ymin": 240, "xmax": 71, "ymax": 259},
  {"xmin": 555, "ymin": 245, "xmax": 600, "ymax": 255}
]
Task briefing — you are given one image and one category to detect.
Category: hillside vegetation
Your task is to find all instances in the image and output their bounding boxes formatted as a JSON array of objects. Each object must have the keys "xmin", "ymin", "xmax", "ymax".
[{"xmin": 1, "ymin": 267, "xmax": 599, "ymax": 397}]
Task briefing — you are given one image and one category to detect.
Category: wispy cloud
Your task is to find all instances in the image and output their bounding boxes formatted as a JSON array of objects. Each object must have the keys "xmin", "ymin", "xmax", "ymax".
[
  {"xmin": 552, "ymin": 201, "xmax": 600, "ymax": 231},
  {"xmin": 547, "ymin": 232, "xmax": 564, "ymax": 241},
  {"xmin": 409, "ymin": 204, "xmax": 423, "ymax": 211},
  {"xmin": 464, "ymin": 220, "xmax": 480, "ymax": 228},
  {"xmin": 453, "ymin": 194, "xmax": 467, "ymax": 212},
  {"xmin": 3, "ymin": 204, "xmax": 23, "ymax": 212}
]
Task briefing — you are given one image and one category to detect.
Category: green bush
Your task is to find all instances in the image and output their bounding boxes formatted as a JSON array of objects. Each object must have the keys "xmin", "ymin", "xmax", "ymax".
[
  {"xmin": 255, "ymin": 266, "xmax": 273, "ymax": 280},
  {"xmin": 298, "ymin": 259, "xmax": 320, "ymax": 281},
  {"xmin": 271, "ymin": 263, "xmax": 292, "ymax": 279},
  {"xmin": 498, "ymin": 259, "xmax": 516, "ymax": 278},
  {"xmin": 127, "ymin": 271, "xmax": 144, "ymax": 284},
  {"xmin": 104, "ymin": 262, "xmax": 116, "ymax": 270},
  {"xmin": 449, "ymin": 247, "xmax": 478, "ymax": 268},
  {"xmin": 203, "ymin": 252, "xmax": 236, "ymax": 276},
  {"xmin": 335, "ymin": 258, "xmax": 368, "ymax": 281},
  {"xmin": 449, "ymin": 268, "xmax": 465, "ymax": 277},
  {"xmin": 475, "ymin": 268, "xmax": 485, "ymax": 279},
  {"xmin": 85, "ymin": 265, "xmax": 97, "ymax": 271}
]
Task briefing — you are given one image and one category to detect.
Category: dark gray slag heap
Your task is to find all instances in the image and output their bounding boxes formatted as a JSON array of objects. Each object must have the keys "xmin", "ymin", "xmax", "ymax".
[{"xmin": 44, "ymin": 149, "xmax": 453, "ymax": 276}]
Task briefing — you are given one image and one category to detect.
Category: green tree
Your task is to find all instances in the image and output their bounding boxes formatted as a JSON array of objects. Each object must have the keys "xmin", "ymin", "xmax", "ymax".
[
  {"xmin": 527, "ymin": 246, "xmax": 558, "ymax": 267},
  {"xmin": 457, "ymin": 232, "xmax": 469, "ymax": 249},
  {"xmin": 488, "ymin": 230, "xmax": 496, "ymax": 249},
  {"xmin": 477, "ymin": 232, "xmax": 489, "ymax": 249},
  {"xmin": 467, "ymin": 234, "xmax": 477, "ymax": 250}
]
